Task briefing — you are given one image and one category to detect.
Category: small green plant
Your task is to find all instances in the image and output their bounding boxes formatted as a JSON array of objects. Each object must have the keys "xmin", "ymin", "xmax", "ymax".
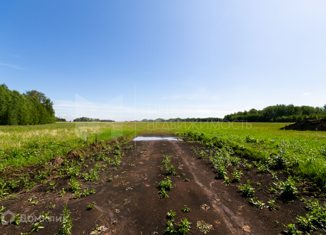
[
  {"xmin": 158, "ymin": 188, "xmax": 169, "ymax": 199},
  {"xmin": 74, "ymin": 191, "xmax": 82, "ymax": 198},
  {"xmin": 58, "ymin": 203, "xmax": 73, "ymax": 235},
  {"xmin": 83, "ymin": 169, "xmax": 99, "ymax": 182},
  {"xmin": 47, "ymin": 202, "xmax": 56, "ymax": 210},
  {"xmin": 165, "ymin": 220, "xmax": 177, "ymax": 234},
  {"xmin": 244, "ymin": 163, "xmax": 253, "ymax": 171},
  {"xmin": 182, "ymin": 205, "xmax": 191, "ymax": 213},
  {"xmin": 159, "ymin": 177, "xmax": 173, "ymax": 191},
  {"xmin": 178, "ymin": 218, "xmax": 192, "ymax": 234},
  {"xmin": 87, "ymin": 204, "xmax": 95, "ymax": 210},
  {"xmin": 7, "ymin": 194, "xmax": 18, "ymax": 200},
  {"xmin": 232, "ymin": 169, "xmax": 243, "ymax": 183},
  {"xmin": 166, "ymin": 165, "xmax": 177, "ymax": 175},
  {"xmin": 249, "ymin": 198, "xmax": 265, "ymax": 209},
  {"xmin": 237, "ymin": 180, "xmax": 255, "ymax": 197},
  {"xmin": 223, "ymin": 177, "xmax": 230, "ymax": 185},
  {"xmin": 267, "ymin": 200, "xmax": 279, "ymax": 210},
  {"xmin": 0, "ymin": 179, "xmax": 10, "ymax": 198},
  {"xmin": 274, "ymin": 177, "xmax": 298, "ymax": 200},
  {"xmin": 216, "ymin": 166, "xmax": 228, "ymax": 179},
  {"xmin": 30, "ymin": 222, "xmax": 44, "ymax": 232},
  {"xmin": 8, "ymin": 179, "xmax": 20, "ymax": 189},
  {"xmin": 49, "ymin": 181, "xmax": 56, "ymax": 190},
  {"xmin": 269, "ymin": 187, "xmax": 277, "ymax": 194},
  {"xmin": 12, "ymin": 213, "xmax": 21, "ymax": 225},
  {"xmin": 256, "ymin": 200, "xmax": 265, "ymax": 210},
  {"xmin": 282, "ymin": 224, "xmax": 302, "ymax": 235},
  {"xmin": 166, "ymin": 210, "xmax": 176, "ymax": 221},
  {"xmin": 28, "ymin": 196, "xmax": 38, "ymax": 205},
  {"xmin": 60, "ymin": 188, "xmax": 66, "ymax": 197},
  {"xmin": 297, "ymin": 214, "xmax": 317, "ymax": 232},
  {"xmin": 183, "ymin": 178, "xmax": 190, "ymax": 182},
  {"xmin": 68, "ymin": 178, "xmax": 82, "ymax": 192}
]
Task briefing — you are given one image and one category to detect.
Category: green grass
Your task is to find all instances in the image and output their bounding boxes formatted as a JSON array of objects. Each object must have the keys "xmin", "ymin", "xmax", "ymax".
[
  {"xmin": 172, "ymin": 122, "xmax": 326, "ymax": 184},
  {"xmin": 0, "ymin": 122, "xmax": 138, "ymax": 170},
  {"xmin": 1, "ymin": 121, "xmax": 326, "ymax": 184}
]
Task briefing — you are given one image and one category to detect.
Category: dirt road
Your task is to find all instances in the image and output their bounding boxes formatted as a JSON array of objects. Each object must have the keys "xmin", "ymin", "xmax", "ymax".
[{"xmin": 0, "ymin": 136, "xmax": 301, "ymax": 234}]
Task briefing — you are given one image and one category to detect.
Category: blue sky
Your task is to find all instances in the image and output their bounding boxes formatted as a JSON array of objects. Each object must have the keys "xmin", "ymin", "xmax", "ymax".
[{"xmin": 1, "ymin": 0, "xmax": 326, "ymax": 121}]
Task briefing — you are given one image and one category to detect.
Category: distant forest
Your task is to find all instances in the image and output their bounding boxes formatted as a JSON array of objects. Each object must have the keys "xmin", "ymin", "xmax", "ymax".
[
  {"xmin": 73, "ymin": 117, "xmax": 115, "ymax": 122},
  {"xmin": 55, "ymin": 117, "xmax": 67, "ymax": 122},
  {"xmin": 223, "ymin": 104, "xmax": 326, "ymax": 122},
  {"xmin": 0, "ymin": 84, "xmax": 55, "ymax": 125},
  {"xmin": 141, "ymin": 117, "xmax": 223, "ymax": 122}
]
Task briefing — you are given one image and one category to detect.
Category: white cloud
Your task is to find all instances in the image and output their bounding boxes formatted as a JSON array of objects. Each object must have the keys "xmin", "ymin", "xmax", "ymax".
[
  {"xmin": 0, "ymin": 63, "xmax": 22, "ymax": 70},
  {"xmin": 303, "ymin": 92, "xmax": 311, "ymax": 95},
  {"xmin": 10, "ymin": 54, "xmax": 20, "ymax": 58}
]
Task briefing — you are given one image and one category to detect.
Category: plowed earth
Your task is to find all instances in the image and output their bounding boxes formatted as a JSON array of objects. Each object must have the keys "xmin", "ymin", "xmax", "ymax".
[
  {"xmin": 281, "ymin": 118, "xmax": 326, "ymax": 131},
  {"xmin": 0, "ymin": 134, "xmax": 323, "ymax": 235}
]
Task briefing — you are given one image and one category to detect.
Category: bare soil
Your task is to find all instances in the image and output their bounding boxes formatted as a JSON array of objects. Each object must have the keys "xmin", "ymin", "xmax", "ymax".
[
  {"xmin": 0, "ymin": 134, "xmax": 323, "ymax": 235},
  {"xmin": 281, "ymin": 118, "xmax": 326, "ymax": 131}
]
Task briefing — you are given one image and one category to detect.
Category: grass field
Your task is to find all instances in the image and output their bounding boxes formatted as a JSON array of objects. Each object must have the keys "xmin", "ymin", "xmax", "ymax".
[{"xmin": 1, "ymin": 121, "xmax": 326, "ymax": 183}]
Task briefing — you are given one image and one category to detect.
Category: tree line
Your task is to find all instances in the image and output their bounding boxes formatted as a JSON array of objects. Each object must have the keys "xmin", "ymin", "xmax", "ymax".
[
  {"xmin": 0, "ymin": 84, "xmax": 55, "ymax": 125},
  {"xmin": 73, "ymin": 117, "xmax": 115, "ymax": 122},
  {"xmin": 55, "ymin": 117, "xmax": 67, "ymax": 122},
  {"xmin": 223, "ymin": 104, "xmax": 326, "ymax": 122},
  {"xmin": 141, "ymin": 117, "xmax": 223, "ymax": 122}
]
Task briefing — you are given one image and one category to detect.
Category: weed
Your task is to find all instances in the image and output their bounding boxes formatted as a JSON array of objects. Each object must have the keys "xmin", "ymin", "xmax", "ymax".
[
  {"xmin": 159, "ymin": 177, "xmax": 173, "ymax": 191},
  {"xmin": 297, "ymin": 214, "xmax": 317, "ymax": 232},
  {"xmin": 269, "ymin": 187, "xmax": 277, "ymax": 194},
  {"xmin": 158, "ymin": 189, "xmax": 169, "ymax": 199},
  {"xmin": 249, "ymin": 198, "xmax": 265, "ymax": 209},
  {"xmin": 7, "ymin": 194, "xmax": 18, "ymax": 200},
  {"xmin": 0, "ymin": 179, "xmax": 10, "ymax": 198},
  {"xmin": 60, "ymin": 188, "xmax": 66, "ymax": 197},
  {"xmin": 216, "ymin": 166, "xmax": 228, "ymax": 179},
  {"xmin": 182, "ymin": 205, "xmax": 191, "ymax": 213},
  {"xmin": 244, "ymin": 163, "xmax": 253, "ymax": 171},
  {"xmin": 68, "ymin": 178, "xmax": 82, "ymax": 192},
  {"xmin": 223, "ymin": 177, "xmax": 230, "ymax": 186},
  {"xmin": 74, "ymin": 191, "xmax": 82, "ymax": 199},
  {"xmin": 267, "ymin": 200, "xmax": 279, "ymax": 210},
  {"xmin": 274, "ymin": 177, "xmax": 298, "ymax": 200},
  {"xmin": 165, "ymin": 220, "xmax": 177, "ymax": 234},
  {"xmin": 232, "ymin": 169, "xmax": 243, "ymax": 183},
  {"xmin": 183, "ymin": 178, "xmax": 189, "ymax": 182},
  {"xmin": 166, "ymin": 210, "xmax": 176, "ymax": 221},
  {"xmin": 83, "ymin": 169, "xmax": 99, "ymax": 181},
  {"xmin": 178, "ymin": 218, "xmax": 192, "ymax": 234},
  {"xmin": 58, "ymin": 203, "xmax": 73, "ymax": 235},
  {"xmin": 28, "ymin": 196, "xmax": 38, "ymax": 205},
  {"xmin": 8, "ymin": 179, "xmax": 20, "ymax": 189},
  {"xmin": 166, "ymin": 165, "xmax": 177, "ymax": 175},
  {"xmin": 30, "ymin": 222, "xmax": 44, "ymax": 232},
  {"xmin": 47, "ymin": 202, "xmax": 55, "ymax": 210},
  {"xmin": 12, "ymin": 213, "xmax": 21, "ymax": 225},
  {"xmin": 87, "ymin": 204, "xmax": 95, "ymax": 210},
  {"xmin": 237, "ymin": 180, "xmax": 255, "ymax": 197},
  {"xmin": 282, "ymin": 224, "xmax": 302, "ymax": 235},
  {"xmin": 49, "ymin": 181, "xmax": 56, "ymax": 190}
]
